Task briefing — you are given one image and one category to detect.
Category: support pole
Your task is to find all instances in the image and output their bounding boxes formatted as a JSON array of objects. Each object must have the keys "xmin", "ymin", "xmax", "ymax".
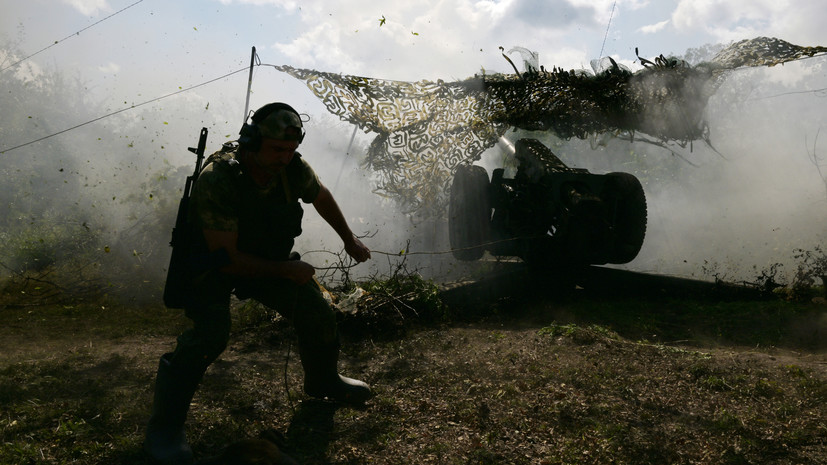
[{"xmin": 242, "ymin": 46, "xmax": 257, "ymax": 124}]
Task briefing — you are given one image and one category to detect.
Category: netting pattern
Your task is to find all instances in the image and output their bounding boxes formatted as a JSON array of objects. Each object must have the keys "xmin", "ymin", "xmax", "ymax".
[
  {"xmin": 275, "ymin": 66, "xmax": 506, "ymax": 213},
  {"xmin": 277, "ymin": 37, "xmax": 826, "ymax": 215}
]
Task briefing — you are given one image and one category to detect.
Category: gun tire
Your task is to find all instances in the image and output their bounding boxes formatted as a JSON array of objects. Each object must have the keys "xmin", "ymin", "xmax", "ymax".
[
  {"xmin": 449, "ymin": 164, "xmax": 492, "ymax": 261},
  {"xmin": 602, "ymin": 172, "xmax": 647, "ymax": 264}
]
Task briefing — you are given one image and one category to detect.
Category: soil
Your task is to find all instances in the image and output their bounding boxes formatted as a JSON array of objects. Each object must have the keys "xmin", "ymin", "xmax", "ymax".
[{"xmin": 1, "ymin": 269, "xmax": 826, "ymax": 465}]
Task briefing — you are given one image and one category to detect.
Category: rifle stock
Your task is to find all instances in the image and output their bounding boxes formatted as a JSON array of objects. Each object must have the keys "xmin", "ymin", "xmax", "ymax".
[{"xmin": 162, "ymin": 128, "xmax": 209, "ymax": 308}]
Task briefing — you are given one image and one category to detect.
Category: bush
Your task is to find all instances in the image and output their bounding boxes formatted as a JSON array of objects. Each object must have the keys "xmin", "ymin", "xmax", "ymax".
[{"xmin": 792, "ymin": 246, "xmax": 827, "ymax": 295}]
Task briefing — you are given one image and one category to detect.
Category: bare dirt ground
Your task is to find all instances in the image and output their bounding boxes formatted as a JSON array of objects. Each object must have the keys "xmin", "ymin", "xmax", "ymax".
[{"xmin": 1, "ymin": 269, "xmax": 826, "ymax": 464}]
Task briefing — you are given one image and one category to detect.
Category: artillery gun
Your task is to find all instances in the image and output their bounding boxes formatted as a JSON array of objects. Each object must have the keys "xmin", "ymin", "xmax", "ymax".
[
  {"xmin": 449, "ymin": 138, "xmax": 646, "ymax": 268},
  {"xmin": 275, "ymin": 37, "xmax": 824, "ymax": 265}
]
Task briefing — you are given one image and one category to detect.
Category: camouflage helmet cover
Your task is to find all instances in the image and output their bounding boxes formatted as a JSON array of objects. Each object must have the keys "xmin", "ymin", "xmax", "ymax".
[{"xmin": 255, "ymin": 104, "xmax": 304, "ymax": 142}]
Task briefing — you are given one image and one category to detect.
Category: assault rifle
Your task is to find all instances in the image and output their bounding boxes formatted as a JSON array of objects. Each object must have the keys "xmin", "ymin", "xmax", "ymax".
[{"xmin": 162, "ymin": 127, "xmax": 209, "ymax": 308}]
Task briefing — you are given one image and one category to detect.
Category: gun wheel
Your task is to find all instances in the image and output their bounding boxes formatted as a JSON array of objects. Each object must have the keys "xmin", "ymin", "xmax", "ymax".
[
  {"xmin": 449, "ymin": 164, "xmax": 492, "ymax": 261},
  {"xmin": 602, "ymin": 172, "xmax": 647, "ymax": 264}
]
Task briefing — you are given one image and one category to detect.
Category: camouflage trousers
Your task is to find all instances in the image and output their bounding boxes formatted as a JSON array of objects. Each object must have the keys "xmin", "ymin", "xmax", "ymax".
[{"xmin": 168, "ymin": 269, "xmax": 338, "ymax": 375}]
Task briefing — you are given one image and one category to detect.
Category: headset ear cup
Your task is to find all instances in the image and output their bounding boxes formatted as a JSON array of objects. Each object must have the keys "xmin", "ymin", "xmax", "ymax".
[{"xmin": 238, "ymin": 123, "xmax": 261, "ymax": 152}]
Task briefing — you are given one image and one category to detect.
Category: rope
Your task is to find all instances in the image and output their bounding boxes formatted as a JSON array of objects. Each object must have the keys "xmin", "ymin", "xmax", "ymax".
[
  {"xmin": 309, "ymin": 236, "xmax": 537, "ymax": 271},
  {"xmin": 377, "ymin": 236, "xmax": 539, "ymax": 257},
  {"xmin": 749, "ymin": 86, "xmax": 827, "ymax": 100},
  {"xmin": 0, "ymin": 0, "xmax": 145, "ymax": 73}
]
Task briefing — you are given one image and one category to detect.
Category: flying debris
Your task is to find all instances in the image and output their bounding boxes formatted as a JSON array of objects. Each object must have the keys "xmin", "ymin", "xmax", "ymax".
[{"xmin": 276, "ymin": 37, "xmax": 827, "ymax": 215}]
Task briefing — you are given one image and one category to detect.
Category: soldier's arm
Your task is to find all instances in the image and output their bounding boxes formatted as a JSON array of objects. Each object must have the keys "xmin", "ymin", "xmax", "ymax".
[
  {"xmin": 312, "ymin": 184, "xmax": 371, "ymax": 263},
  {"xmin": 202, "ymin": 229, "xmax": 315, "ymax": 284}
]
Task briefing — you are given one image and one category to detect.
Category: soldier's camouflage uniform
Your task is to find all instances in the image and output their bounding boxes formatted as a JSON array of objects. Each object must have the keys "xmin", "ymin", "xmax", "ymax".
[
  {"xmin": 145, "ymin": 104, "xmax": 370, "ymax": 465},
  {"xmin": 170, "ymin": 146, "xmax": 337, "ymax": 377}
]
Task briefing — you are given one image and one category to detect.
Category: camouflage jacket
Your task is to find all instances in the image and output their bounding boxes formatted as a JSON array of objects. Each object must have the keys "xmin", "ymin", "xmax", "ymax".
[{"xmin": 189, "ymin": 147, "xmax": 322, "ymax": 261}]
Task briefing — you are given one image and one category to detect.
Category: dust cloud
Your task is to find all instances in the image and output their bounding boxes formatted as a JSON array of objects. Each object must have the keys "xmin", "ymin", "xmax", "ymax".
[
  {"xmin": 551, "ymin": 58, "xmax": 827, "ymax": 283},
  {"xmin": 2, "ymin": 46, "xmax": 825, "ymax": 303}
]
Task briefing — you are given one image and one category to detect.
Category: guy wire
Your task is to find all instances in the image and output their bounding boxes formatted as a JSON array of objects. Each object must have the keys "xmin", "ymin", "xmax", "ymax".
[
  {"xmin": 1, "ymin": 0, "xmax": 146, "ymax": 73},
  {"xmin": 599, "ymin": 1, "xmax": 617, "ymax": 58},
  {"xmin": 2, "ymin": 60, "xmax": 291, "ymax": 154},
  {"xmin": 0, "ymin": 66, "xmax": 250, "ymax": 154}
]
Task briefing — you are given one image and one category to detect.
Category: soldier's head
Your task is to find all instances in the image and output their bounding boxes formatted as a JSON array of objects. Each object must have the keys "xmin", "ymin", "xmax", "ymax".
[
  {"xmin": 239, "ymin": 102, "xmax": 305, "ymax": 151},
  {"xmin": 239, "ymin": 102, "xmax": 305, "ymax": 171}
]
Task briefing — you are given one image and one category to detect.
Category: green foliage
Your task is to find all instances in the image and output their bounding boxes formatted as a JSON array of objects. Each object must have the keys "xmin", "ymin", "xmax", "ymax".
[
  {"xmin": 792, "ymin": 245, "xmax": 827, "ymax": 292},
  {"xmin": 0, "ymin": 209, "xmax": 109, "ymax": 304},
  {"xmin": 110, "ymin": 162, "xmax": 187, "ymax": 269},
  {"xmin": 360, "ymin": 271, "xmax": 444, "ymax": 320},
  {"xmin": 0, "ymin": 216, "xmax": 101, "ymax": 273},
  {"xmin": 336, "ymin": 262, "xmax": 447, "ymax": 340},
  {"xmin": 232, "ymin": 299, "xmax": 277, "ymax": 328},
  {"xmin": 712, "ymin": 408, "xmax": 742, "ymax": 432},
  {"xmin": 0, "ymin": 39, "xmax": 190, "ymax": 303},
  {"xmin": 362, "ymin": 271, "xmax": 439, "ymax": 302},
  {"xmin": 538, "ymin": 322, "xmax": 619, "ymax": 344}
]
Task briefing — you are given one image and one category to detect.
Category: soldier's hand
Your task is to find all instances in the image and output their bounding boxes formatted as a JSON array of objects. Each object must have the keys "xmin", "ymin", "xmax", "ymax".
[
  {"xmin": 345, "ymin": 236, "xmax": 371, "ymax": 263},
  {"xmin": 288, "ymin": 260, "xmax": 316, "ymax": 284}
]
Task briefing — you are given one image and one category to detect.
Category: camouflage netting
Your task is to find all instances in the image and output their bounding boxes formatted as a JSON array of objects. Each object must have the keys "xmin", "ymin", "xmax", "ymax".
[{"xmin": 276, "ymin": 37, "xmax": 827, "ymax": 215}]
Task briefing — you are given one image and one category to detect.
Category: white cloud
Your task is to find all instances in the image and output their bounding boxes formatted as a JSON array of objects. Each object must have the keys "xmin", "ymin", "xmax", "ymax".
[
  {"xmin": 639, "ymin": 19, "xmax": 669, "ymax": 34},
  {"xmin": 273, "ymin": 22, "xmax": 366, "ymax": 71},
  {"xmin": 267, "ymin": 0, "xmax": 603, "ymax": 80},
  {"xmin": 61, "ymin": 0, "xmax": 110, "ymax": 16},
  {"xmin": 621, "ymin": 0, "xmax": 651, "ymax": 11},
  {"xmin": 671, "ymin": 0, "xmax": 827, "ymax": 45},
  {"xmin": 272, "ymin": 1, "xmax": 498, "ymax": 78}
]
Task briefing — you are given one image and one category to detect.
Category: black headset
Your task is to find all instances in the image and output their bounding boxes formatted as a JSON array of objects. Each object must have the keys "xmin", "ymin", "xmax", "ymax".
[{"xmin": 238, "ymin": 102, "xmax": 305, "ymax": 152}]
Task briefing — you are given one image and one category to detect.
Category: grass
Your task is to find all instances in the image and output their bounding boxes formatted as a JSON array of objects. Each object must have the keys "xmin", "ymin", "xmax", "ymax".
[{"xmin": 0, "ymin": 277, "xmax": 825, "ymax": 464}]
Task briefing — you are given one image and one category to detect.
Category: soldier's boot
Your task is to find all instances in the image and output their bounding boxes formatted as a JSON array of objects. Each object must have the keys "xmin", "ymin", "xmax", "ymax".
[
  {"xmin": 144, "ymin": 353, "xmax": 202, "ymax": 465},
  {"xmin": 300, "ymin": 344, "xmax": 372, "ymax": 405}
]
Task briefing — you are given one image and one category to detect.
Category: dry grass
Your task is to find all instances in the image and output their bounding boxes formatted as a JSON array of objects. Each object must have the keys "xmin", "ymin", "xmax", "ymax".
[{"xmin": 0, "ymin": 279, "xmax": 825, "ymax": 464}]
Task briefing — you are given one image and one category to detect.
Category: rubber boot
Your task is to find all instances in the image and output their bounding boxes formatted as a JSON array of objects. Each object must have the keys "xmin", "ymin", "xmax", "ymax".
[
  {"xmin": 300, "ymin": 344, "xmax": 371, "ymax": 405},
  {"xmin": 144, "ymin": 353, "xmax": 201, "ymax": 464}
]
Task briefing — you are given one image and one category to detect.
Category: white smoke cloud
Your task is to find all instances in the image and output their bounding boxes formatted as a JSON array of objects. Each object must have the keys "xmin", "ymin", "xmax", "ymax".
[
  {"xmin": 61, "ymin": 0, "xmax": 110, "ymax": 16},
  {"xmin": 639, "ymin": 19, "xmax": 670, "ymax": 34},
  {"xmin": 623, "ymin": 60, "xmax": 827, "ymax": 282},
  {"xmin": 3, "ymin": 0, "xmax": 827, "ymax": 292}
]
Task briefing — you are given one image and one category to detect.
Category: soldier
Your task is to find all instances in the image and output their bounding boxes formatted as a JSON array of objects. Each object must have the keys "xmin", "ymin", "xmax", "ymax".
[{"xmin": 145, "ymin": 102, "xmax": 372, "ymax": 464}]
